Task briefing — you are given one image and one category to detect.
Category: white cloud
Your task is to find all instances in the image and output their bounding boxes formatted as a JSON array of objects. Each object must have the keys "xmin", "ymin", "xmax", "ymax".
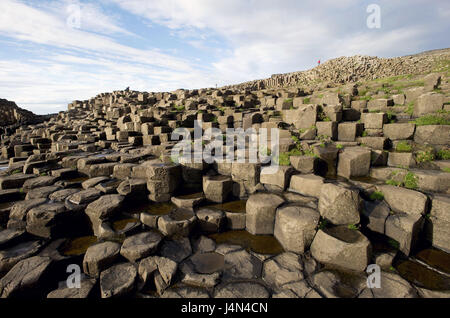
[{"xmin": 0, "ymin": 0, "xmax": 449, "ymax": 114}]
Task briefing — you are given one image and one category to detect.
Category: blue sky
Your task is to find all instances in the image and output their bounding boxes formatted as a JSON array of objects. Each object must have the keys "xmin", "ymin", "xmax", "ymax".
[{"xmin": 0, "ymin": 0, "xmax": 449, "ymax": 114}]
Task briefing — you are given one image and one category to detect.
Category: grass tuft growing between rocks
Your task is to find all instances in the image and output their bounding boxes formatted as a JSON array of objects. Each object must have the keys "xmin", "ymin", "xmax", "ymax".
[
  {"xmin": 436, "ymin": 149, "xmax": 450, "ymax": 160},
  {"xmin": 369, "ymin": 191, "xmax": 384, "ymax": 201},
  {"xmin": 411, "ymin": 113, "xmax": 450, "ymax": 126},
  {"xmin": 415, "ymin": 150, "xmax": 435, "ymax": 163},
  {"xmin": 386, "ymin": 171, "xmax": 418, "ymax": 189},
  {"xmin": 396, "ymin": 141, "xmax": 413, "ymax": 152}
]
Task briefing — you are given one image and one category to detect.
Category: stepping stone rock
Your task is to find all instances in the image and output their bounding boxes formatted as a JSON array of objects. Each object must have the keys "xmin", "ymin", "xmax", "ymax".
[
  {"xmin": 379, "ymin": 185, "xmax": 427, "ymax": 216},
  {"xmin": 157, "ymin": 208, "xmax": 197, "ymax": 237},
  {"xmin": 0, "ymin": 241, "xmax": 42, "ymax": 272},
  {"xmin": 100, "ymin": 263, "xmax": 137, "ymax": 298},
  {"xmin": 274, "ymin": 205, "xmax": 320, "ymax": 253},
  {"xmin": 289, "ymin": 174, "xmax": 324, "ymax": 198},
  {"xmin": 195, "ymin": 208, "xmax": 225, "ymax": 233},
  {"xmin": 83, "ymin": 241, "xmax": 121, "ymax": 277},
  {"xmin": 0, "ymin": 256, "xmax": 52, "ymax": 298},
  {"xmin": 246, "ymin": 193, "xmax": 285, "ymax": 235},
  {"xmin": 310, "ymin": 227, "xmax": 371, "ymax": 272},
  {"xmin": 47, "ymin": 277, "xmax": 96, "ymax": 298},
  {"xmin": 202, "ymin": 175, "xmax": 233, "ymax": 203},
  {"xmin": 26, "ymin": 203, "xmax": 68, "ymax": 239},
  {"xmin": 120, "ymin": 231, "xmax": 163, "ymax": 262},
  {"xmin": 337, "ymin": 147, "xmax": 371, "ymax": 178},
  {"xmin": 318, "ymin": 183, "xmax": 361, "ymax": 225}
]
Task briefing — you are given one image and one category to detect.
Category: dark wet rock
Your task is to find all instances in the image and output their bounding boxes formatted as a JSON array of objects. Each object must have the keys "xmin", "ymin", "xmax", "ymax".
[{"xmin": 0, "ymin": 174, "xmax": 34, "ymax": 190}]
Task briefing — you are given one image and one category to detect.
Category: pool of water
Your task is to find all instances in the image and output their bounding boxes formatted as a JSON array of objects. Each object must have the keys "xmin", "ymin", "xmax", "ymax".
[
  {"xmin": 129, "ymin": 201, "xmax": 176, "ymax": 216},
  {"xmin": 209, "ymin": 230, "xmax": 283, "ymax": 255},
  {"xmin": 61, "ymin": 236, "xmax": 98, "ymax": 256},
  {"xmin": 206, "ymin": 200, "xmax": 247, "ymax": 214}
]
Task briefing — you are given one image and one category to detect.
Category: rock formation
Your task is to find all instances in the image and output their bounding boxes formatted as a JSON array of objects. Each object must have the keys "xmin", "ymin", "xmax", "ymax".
[{"xmin": 0, "ymin": 50, "xmax": 449, "ymax": 299}]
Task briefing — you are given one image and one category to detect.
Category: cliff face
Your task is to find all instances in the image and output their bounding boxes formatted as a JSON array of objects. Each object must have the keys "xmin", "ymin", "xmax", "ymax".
[
  {"xmin": 0, "ymin": 99, "xmax": 50, "ymax": 127},
  {"xmin": 223, "ymin": 48, "xmax": 450, "ymax": 91}
]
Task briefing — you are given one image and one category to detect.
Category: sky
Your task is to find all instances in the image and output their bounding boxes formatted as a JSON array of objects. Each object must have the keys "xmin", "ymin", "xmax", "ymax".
[{"xmin": 0, "ymin": 0, "xmax": 449, "ymax": 114}]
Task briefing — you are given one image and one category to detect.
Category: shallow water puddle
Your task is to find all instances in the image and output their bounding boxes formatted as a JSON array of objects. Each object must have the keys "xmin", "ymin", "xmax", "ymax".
[
  {"xmin": 394, "ymin": 258, "xmax": 450, "ymax": 290},
  {"xmin": 112, "ymin": 218, "xmax": 140, "ymax": 232},
  {"xmin": 414, "ymin": 248, "xmax": 450, "ymax": 275},
  {"xmin": 206, "ymin": 200, "xmax": 247, "ymax": 214},
  {"xmin": 209, "ymin": 230, "xmax": 283, "ymax": 255},
  {"xmin": 61, "ymin": 236, "xmax": 97, "ymax": 256}
]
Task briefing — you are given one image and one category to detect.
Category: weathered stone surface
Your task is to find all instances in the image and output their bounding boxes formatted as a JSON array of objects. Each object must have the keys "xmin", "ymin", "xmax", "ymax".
[
  {"xmin": 138, "ymin": 256, "xmax": 177, "ymax": 294},
  {"xmin": 310, "ymin": 227, "xmax": 371, "ymax": 272},
  {"xmin": 385, "ymin": 212, "xmax": 423, "ymax": 256},
  {"xmin": 318, "ymin": 183, "xmax": 361, "ymax": 225},
  {"xmin": 426, "ymin": 195, "xmax": 450, "ymax": 252},
  {"xmin": 383, "ymin": 123, "xmax": 415, "ymax": 140},
  {"xmin": 47, "ymin": 278, "xmax": 96, "ymax": 298},
  {"xmin": 416, "ymin": 92, "xmax": 444, "ymax": 116},
  {"xmin": 414, "ymin": 125, "xmax": 450, "ymax": 145},
  {"xmin": 246, "ymin": 193, "xmax": 285, "ymax": 235},
  {"xmin": 214, "ymin": 282, "xmax": 269, "ymax": 298},
  {"xmin": 202, "ymin": 175, "xmax": 232, "ymax": 203},
  {"xmin": 120, "ymin": 231, "xmax": 163, "ymax": 262},
  {"xmin": 260, "ymin": 165, "xmax": 294, "ymax": 190},
  {"xmin": 337, "ymin": 147, "xmax": 371, "ymax": 178},
  {"xmin": 362, "ymin": 200, "xmax": 390, "ymax": 234},
  {"xmin": 83, "ymin": 241, "xmax": 121, "ymax": 277},
  {"xmin": 0, "ymin": 256, "xmax": 52, "ymax": 298},
  {"xmin": 379, "ymin": 185, "xmax": 428, "ymax": 216},
  {"xmin": 262, "ymin": 252, "xmax": 304, "ymax": 287},
  {"xmin": 274, "ymin": 205, "xmax": 319, "ymax": 253},
  {"xmin": 100, "ymin": 263, "xmax": 137, "ymax": 298},
  {"xmin": 0, "ymin": 174, "xmax": 34, "ymax": 190},
  {"xmin": 0, "ymin": 241, "xmax": 42, "ymax": 272},
  {"xmin": 195, "ymin": 208, "xmax": 225, "ymax": 233},
  {"xmin": 85, "ymin": 194, "xmax": 125, "ymax": 220},
  {"xmin": 158, "ymin": 208, "xmax": 197, "ymax": 237},
  {"xmin": 289, "ymin": 174, "xmax": 324, "ymax": 198}
]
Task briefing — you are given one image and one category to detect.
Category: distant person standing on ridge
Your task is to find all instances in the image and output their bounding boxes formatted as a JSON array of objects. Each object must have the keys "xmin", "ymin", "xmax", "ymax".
[{"xmin": 318, "ymin": 60, "xmax": 321, "ymax": 66}]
